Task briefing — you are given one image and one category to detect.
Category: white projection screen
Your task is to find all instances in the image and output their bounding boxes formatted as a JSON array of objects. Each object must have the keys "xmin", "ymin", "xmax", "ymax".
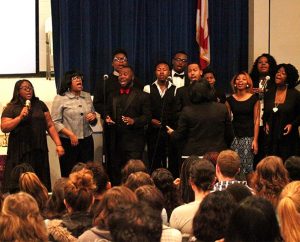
[{"xmin": 0, "ymin": 0, "xmax": 37, "ymax": 74}]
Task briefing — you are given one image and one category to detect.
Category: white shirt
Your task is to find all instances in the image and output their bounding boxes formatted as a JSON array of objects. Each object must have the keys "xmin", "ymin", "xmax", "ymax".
[
  {"xmin": 171, "ymin": 69, "xmax": 186, "ymax": 88},
  {"xmin": 143, "ymin": 80, "xmax": 176, "ymax": 97}
]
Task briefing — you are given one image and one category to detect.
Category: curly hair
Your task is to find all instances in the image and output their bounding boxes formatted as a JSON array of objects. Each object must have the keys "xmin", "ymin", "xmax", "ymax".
[
  {"xmin": 276, "ymin": 63, "xmax": 299, "ymax": 89},
  {"xmin": 193, "ymin": 191, "xmax": 237, "ymax": 241},
  {"xmin": 0, "ymin": 192, "xmax": 48, "ymax": 241},
  {"xmin": 250, "ymin": 53, "xmax": 277, "ymax": 85},
  {"xmin": 151, "ymin": 168, "xmax": 182, "ymax": 219},
  {"xmin": 64, "ymin": 168, "xmax": 96, "ymax": 212},
  {"xmin": 277, "ymin": 181, "xmax": 300, "ymax": 242},
  {"xmin": 252, "ymin": 156, "xmax": 289, "ymax": 207}
]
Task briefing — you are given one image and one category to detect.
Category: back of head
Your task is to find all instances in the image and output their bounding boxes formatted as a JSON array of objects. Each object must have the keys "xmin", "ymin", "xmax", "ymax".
[
  {"xmin": 189, "ymin": 159, "xmax": 215, "ymax": 191},
  {"xmin": 179, "ymin": 155, "xmax": 201, "ymax": 203},
  {"xmin": 121, "ymin": 159, "xmax": 147, "ymax": 184},
  {"xmin": 19, "ymin": 172, "xmax": 49, "ymax": 212},
  {"xmin": 0, "ymin": 192, "xmax": 48, "ymax": 241},
  {"xmin": 135, "ymin": 185, "xmax": 164, "ymax": 212},
  {"xmin": 226, "ymin": 183, "xmax": 252, "ymax": 203},
  {"xmin": 253, "ymin": 156, "xmax": 289, "ymax": 207},
  {"xmin": 86, "ymin": 161, "xmax": 110, "ymax": 194},
  {"xmin": 94, "ymin": 186, "xmax": 137, "ymax": 228},
  {"xmin": 189, "ymin": 78, "xmax": 214, "ymax": 104},
  {"xmin": 217, "ymin": 150, "xmax": 241, "ymax": 178},
  {"xmin": 285, "ymin": 156, "xmax": 300, "ymax": 181},
  {"xmin": 225, "ymin": 196, "xmax": 280, "ymax": 242},
  {"xmin": 9, "ymin": 162, "xmax": 34, "ymax": 193},
  {"xmin": 108, "ymin": 203, "xmax": 162, "ymax": 242},
  {"xmin": 64, "ymin": 168, "xmax": 96, "ymax": 212},
  {"xmin": 124, "ymin": 171, "xmax": 154, "ymax": 191},
  {"xmin": 193, "ymin": 191, "xmax": 237, "ymax": 241},
  {"xmin": 277, "ymin": 181, "xmax": 300, "ymax": 242}
]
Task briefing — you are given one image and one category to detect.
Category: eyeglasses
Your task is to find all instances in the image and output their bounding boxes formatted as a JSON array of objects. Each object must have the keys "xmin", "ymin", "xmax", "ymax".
[
  {"xmin": 71, "ymin": 75, "xmax": 83, "ymax": 81},
  {"xmin": 174, "ymin": 58, "xmax": 188, "ymax": 63},
  {"xmin": 113, "ymin": 57, "xmax": 128, "ymax": 62},
  {"xmin": 19, "ymin": 86, "xmax": 33, "ymax": 91}
]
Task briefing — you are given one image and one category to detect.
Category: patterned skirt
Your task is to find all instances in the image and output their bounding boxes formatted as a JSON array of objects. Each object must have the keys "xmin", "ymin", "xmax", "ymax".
[{"xmin": 231, "ymin": 136, "xmax": 254, "ymax": 174}]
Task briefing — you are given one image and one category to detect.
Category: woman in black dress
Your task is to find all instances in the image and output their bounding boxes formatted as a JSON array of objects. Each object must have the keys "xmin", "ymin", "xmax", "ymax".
[
  {"xmin": 1, "ymin": 79, "xmax": 64, "ymax": 191},
  {"xmin": 263, "ymin": 64, "xmax": 300, "ymax": 160}
]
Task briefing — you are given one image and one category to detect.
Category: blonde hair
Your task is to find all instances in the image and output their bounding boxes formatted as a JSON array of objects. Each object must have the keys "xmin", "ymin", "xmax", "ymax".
[
  {"xmin": 230, "ymin": 71, "xmax": 253, "ymax": 93},
  {"xmin": 0, "ymin": 192, "xmax": 48, "ymax": 242},
  {"xmin": 19, "ymin": 172, "xmax": 49, "ymax": 213},
  {"xmin": 252, "ymin": 156, "xmax": 289, "ymax": 207},
  {"xmin": 277, "ymin": 181, "xmax": 300, "ymax": 242}
]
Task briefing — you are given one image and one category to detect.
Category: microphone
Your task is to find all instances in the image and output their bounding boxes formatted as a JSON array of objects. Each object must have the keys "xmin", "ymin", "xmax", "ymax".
[
  {"xmin": 103, "ymin": 74, "xmax": 109, "ymax": 80},
  {"xmin": 25, "ymin": 100, "xmax": 31, "ymax": 110},
  {"xmin": 262, "ymin": 75, "xmax": 270, "ymax": 89},
  {"xmin": 167, "ymin": 76, "xmax": 173, "ymax": 83}
]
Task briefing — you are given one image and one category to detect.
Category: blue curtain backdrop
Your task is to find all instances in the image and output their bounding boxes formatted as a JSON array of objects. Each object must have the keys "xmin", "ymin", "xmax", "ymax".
[{"xmin": 51, "ymin": 0, "xmax": 248, "ymax": 94}]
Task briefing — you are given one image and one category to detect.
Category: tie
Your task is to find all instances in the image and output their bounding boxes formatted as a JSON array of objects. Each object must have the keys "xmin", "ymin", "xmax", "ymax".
[
  {"xmin": 174, "ymin": 73, "xmax": 184, "ymax": 79},
  {"xmin": 120, "ymin": 88, "xmax": 130, "ymax": 95}
]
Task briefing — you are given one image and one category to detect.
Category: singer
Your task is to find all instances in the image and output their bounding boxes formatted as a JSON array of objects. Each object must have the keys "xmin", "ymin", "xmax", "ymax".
[
  {"xmin": 105, "ymin": 66, "xmax": 151, "ymax": 185},
  {"xmin": 1, "ymin": 79, "xmax": 64, "ymax": 191},
  {"xmin": 51, "ymin": 71, "xmax": 97, "ymax": 177}
]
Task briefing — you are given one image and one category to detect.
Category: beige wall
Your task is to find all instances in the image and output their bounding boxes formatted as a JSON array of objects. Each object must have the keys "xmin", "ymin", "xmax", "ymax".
[{"xmin": 249, "ymin": 0, "xmax": 300, "ymax": 72}]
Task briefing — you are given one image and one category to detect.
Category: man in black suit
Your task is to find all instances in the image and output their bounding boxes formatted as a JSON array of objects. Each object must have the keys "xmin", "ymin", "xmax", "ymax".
[
  {"xmin": 171, "ymin": 51, "xmax": 189, "ymax": 88},
  {"xmin": 105, "ymin": 66, "xmax": 151, "ymax": 185}
]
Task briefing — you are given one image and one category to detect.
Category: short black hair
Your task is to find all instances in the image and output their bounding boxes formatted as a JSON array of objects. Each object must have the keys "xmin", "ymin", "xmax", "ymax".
[
  {"xmin": 189, "ymin": 78, "xmax": 214, "ymax": 104},
  {"xmin": 202, "ymin": 66, "xmax": 216, "ymax": 78},
  {"xmin": 112, "ymin": 48, "xmax": 128, "ymax": 58},
  {"xmin": 59, "ymin": 70, "xmax": 83, "ymax": 95},
  {"xmin": 154, "ymin": 60, "xmax": 170, "ymax": 70},
  {"xmin": 172, "ymin": 50, "xmax": 188, "ymax": 59}
]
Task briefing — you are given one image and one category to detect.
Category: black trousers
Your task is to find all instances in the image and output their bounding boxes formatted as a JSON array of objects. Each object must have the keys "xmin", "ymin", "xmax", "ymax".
[{"xmin": 59, "ymin": 135, "xmax": 94, "ymax": 177}]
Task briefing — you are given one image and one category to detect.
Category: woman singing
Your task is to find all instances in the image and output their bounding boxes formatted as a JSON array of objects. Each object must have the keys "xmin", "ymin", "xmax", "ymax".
[
  {"xmin": 1, "ymin": 79, "xmax": 64, "ymax": 191},
  {"xmin": 51, "ymin": 70, "xmax": 97, "ymax": 177}
]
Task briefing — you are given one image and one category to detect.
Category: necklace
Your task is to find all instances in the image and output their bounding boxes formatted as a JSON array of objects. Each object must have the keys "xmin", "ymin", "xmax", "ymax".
[{"xmin": 273, "ymin": 88, "xmax": 287, "ymax": 113}]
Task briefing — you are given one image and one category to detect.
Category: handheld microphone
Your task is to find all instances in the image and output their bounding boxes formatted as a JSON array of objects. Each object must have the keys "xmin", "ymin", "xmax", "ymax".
[
  {"xmin": 167, "ymin": 76, "xmax": 173, "ymax": 83},
  {"xmin": 103, "ymin": 74, "xmax": 109, "ymax": 80},
  {"xmin": 25, "ymin": 100, "xmax": 31, "ymax": 110},
  {"xmin": 262, "ymin": 75, "xmax": 270, "ymax": 89}
]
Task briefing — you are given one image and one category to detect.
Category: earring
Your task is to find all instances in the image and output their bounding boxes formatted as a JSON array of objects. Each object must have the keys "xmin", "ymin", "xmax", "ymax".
[
  {"xmin": 234, "ymin": 84, "xmax": 237, "ymax": 87},
  {"xmin": 246, "ymin": 84, "xmax": 249, "ymax": 88}
]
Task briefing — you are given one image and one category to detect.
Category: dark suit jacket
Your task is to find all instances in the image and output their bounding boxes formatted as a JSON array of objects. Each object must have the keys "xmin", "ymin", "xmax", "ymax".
[
  {"xmin": 171, "ymin": 102, "xmax": 233, "ymax": 156},
  {"xmin": 106, "ymin": 87, "xmax": 151, "ymax": 152}
]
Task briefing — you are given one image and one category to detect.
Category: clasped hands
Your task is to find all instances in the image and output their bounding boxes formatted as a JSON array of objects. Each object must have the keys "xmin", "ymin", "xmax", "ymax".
[{"xmin": 105, "ymin": 115, "xmax": 134, "ymax": 126}]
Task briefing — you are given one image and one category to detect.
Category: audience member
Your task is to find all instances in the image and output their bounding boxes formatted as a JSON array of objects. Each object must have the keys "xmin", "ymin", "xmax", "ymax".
[
  {"xmin": 71, "ymin": 162, "xmax": 87, "ymax": 173},
  {"xmin": 170, "ymin": 159, "xmax": 215, "ymax": 235},
  {"xmin": 0, "ymin": 192, "xmax": 48, "ymax": 242},
  {"xmin": 226, "ymin": 183, "xmax": 253, "ymax": 203},
  {"xmin": 203, "ymin": 151, "xmax": 219, "ymax": 166},
  {"xmin": 168, "ymin": 79, "xmax": 233, "ymax": 156},
  {"xmin": 179, "ymin": 155, "xmax": 200, "ymax": 203},
  {"xmin": 151, "ymin": 168, "xmax": 183, "ymax": 220},
  {"xmin": 51, "ymin": 70, "xmax": 97, "ymax": 177},
  {"xmin": 1, "ymin": 79, "xmax": 64, "ymax": 191},
  {"xmin": 277, "ymin": 181, "xmax": 300, "ymax": 242},
  {"xmin": 212, "ymin": 150, "xmax": 253, "ymax": 192},
  {"xmin": 252, "ymin": 156, "xmax": 289, "ymax": 208},
  {"xmin": 225, "ymin": 196, "xmax": 281, "ymax": 242},
  {"xmin": 19, "ymin": 171, "xmax": 49, "ymax": 216},
  {"xmin": 171, "ymin": 51, "xmax": 189, "ymax": 88},
  {"xmin": 285, "ymin": 156, "xmax": 300, "ymax": 181},
  {"xmin": 124, "ymin": 171, "xmax": 154, "ymax": 191},
  {"xmin": 144, "ymin": 61, "xmax": 178, "ymax": 175},
  {"xmin": 8, "ymin": 162, "xmax": 34, "ymax": 194},
  {"xmin": 79, "ymin": 186, "xmax": 137, "ymax": 241},
  {"xmin": 44, "ymin": 177, "xmax": 68, "ymax": 219},
  {"xmin": 264, "ymin": 63, "xmax": 300, "ymax": 160},
  {"xmin": 47, "ymin": 169, "xmax": 96, "ymax": 240},
  {"xmin": 135, "ymin": 185, "xmax": 182, "ymax": 242},
  {"xmin": 121, "ymin": 159, "xmax": 147, "ymax": 184},
  {"xmin": 108, "ymin": 202, "xmax": 162, "ymax": 242},
  {"xmin": 202, "ymin": 66, "xmax": 226, "ymax": 103},
  {"xmin": 86, "ymin": 161, "xmax": 111, "ymax": 216},
  {"xmin": 226, "ymin": 71, "xmax": 260, "ymax": 177},
  {"xmin": 192, "ymin": 191, "xmax": 237, "ymax": 242}
]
